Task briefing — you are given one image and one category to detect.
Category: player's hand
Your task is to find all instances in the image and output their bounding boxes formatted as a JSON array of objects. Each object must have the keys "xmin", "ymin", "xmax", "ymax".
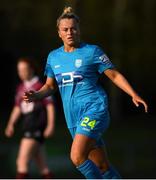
[
  {"xmin": 5, "ymin": 124, "xmax": 14, "ymax": 137},
  {"xmin": 132, "ymin": 95, "xmax": 148, "ymax": 113},
  {"xmin": 43, "ymin": 126, "xmax": 54, "ymax": 138},
  {"xmin": 23, "ymin": 90, "xmax": 36, "ymax": 103}
]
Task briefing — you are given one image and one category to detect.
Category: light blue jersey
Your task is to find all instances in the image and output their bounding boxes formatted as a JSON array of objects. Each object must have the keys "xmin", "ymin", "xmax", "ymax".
[{"xmin": 45, "ymin": 43, "xmax": 114, "ymax": 138}]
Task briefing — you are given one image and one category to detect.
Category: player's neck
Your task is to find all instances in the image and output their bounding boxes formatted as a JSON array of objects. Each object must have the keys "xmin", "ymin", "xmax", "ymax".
[{"xmin": 64, "ymin": 41, "xmax": 81, "ymax": 52}]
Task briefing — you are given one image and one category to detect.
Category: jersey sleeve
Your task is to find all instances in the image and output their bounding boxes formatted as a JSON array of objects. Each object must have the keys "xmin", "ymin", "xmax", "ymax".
[
  {"xmin": 14, "ymin": 85, "xmax": 21, "ymax": 107},
  {"xmin": 93, "ymin": 46, "xmax": 115, "ymax": 74},
  {"xmin": 44, "ymin": 53, "xmax": 55, "ymax": 78}
]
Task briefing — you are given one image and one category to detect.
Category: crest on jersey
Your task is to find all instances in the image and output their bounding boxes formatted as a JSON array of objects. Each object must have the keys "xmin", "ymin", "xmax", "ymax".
[
  {"xmin": 75, "ymin": 59, "xmax": 82, "ymax": 68},
  {"xmin": 99, "ymin": 54, "xmax": 110, "ymax": 63}
]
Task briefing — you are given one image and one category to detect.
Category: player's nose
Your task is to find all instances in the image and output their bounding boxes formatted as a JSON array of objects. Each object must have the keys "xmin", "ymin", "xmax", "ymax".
[{"xmin": 67, "ymin": 29, "xmax": 73, "ymax": 35}]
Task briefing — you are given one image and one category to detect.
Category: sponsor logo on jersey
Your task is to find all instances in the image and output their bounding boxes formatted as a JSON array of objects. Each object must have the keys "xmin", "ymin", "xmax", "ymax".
[
  {"xmin": 75, "ymin": 59, "xmax": 82, "ymax": 68},
  {"xmin": 56, "ymin": 71, "xmax": 84, "ymax": 86}
]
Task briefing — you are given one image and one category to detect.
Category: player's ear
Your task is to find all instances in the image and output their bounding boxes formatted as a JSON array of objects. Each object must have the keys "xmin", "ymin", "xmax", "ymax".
[{"xmin": 58, "ymin": 30, "xmax": 62, "ymax": 38}]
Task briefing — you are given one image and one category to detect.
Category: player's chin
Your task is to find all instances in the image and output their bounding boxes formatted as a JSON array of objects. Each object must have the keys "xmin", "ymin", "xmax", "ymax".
[{"xmin": 67, "ymin": 40, "xmax": 76, "ymax": 46}]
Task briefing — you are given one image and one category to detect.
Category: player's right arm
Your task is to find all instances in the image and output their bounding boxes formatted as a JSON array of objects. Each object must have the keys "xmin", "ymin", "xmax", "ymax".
[
  {"xmin": 23, "ymin": 77, "xmax": 57, "ymax": 103},
  {"xmin": 5, "ymin": 106, "xmax": 21, "ymax": 137}
]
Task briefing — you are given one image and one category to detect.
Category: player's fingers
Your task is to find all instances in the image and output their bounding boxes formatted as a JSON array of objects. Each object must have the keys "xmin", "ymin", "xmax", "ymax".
[
  {"xmin": 44, "ymin": 130, "xmax": 53, "ymax": 138},
  {"xmin": 29, "ymin": 90, "xmax": 34, "ymax": 94},
  {"xmin": 137, "ymin": 99, "xmax": 148, "ymax": 113},
  {"xmin": 134, "ymin": 99, "xmax": 148, "ymax": 113},
  {"xmin": 24, "ymin": 91, "xmax": 33, "ymax": 98},
  {"xmin": 22, "ymin": 94, "xmax": 32, "ymax": 102},
  {"xmin": 23, "ymin": 95, "xmax": 27, "ymax": 100},
  {"xmin": 24, "ymin": 91, "xmax": 29, "ymax": 96},
  {"xmin": 43, "ymin": 132, "xmax": 49, "ymax": 138},
  {"xmin": 132, "ymin": 99, "xmax": 139, "ymax": 107},
  {"xmin": 22, "ymin": 97, "xmax": 29, "ymax": 102},
  {"xmin": 141, "ymin": 101, "xmax": 148, "ymax": 113},
  {"xmin": 5, "ymin": 130, "xmax": 8, "ymax": 136},
  {"xmin": 5, "ymin": 130, "xmax": 13, "ymax": 137}
]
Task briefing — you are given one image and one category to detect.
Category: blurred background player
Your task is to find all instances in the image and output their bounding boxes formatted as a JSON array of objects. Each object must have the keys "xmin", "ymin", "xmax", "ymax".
[
  {"xmin": 23, "ymin": 7, "xmax": 148, "ymax": 179},
  {"xmin": 5, "ymin": 57, "xmax": 55, "ymax": 179}
]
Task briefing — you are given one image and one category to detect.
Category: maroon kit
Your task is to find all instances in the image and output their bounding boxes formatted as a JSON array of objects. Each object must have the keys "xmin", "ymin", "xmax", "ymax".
[{"xmin": 15, "ymin": 76, "xmax": 53, "ymax": 143}]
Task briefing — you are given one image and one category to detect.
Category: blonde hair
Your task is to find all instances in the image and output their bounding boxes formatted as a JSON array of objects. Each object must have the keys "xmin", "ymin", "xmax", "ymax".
[
  {"xmin": 57, "ymin": 6, "xmax": 80, "ymax": 28},
  {"xmin": 63, "ymin": 6, "xmax": 73, "ymax": 14}
]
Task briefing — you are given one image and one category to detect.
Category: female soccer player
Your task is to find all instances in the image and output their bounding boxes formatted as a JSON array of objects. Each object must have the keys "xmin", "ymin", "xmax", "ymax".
[
  {"xmin": 23, "ymin": 7, "xmax": 148, "ymax": 179},
  {"xmin": 5, "ymin": 57, "xmax": 55, "ymax": 179}
]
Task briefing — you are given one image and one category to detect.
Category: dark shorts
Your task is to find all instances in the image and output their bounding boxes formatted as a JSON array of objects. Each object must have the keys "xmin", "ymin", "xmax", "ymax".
[
  {"xmin": 22, "ymin": 113, "xmax": 46, "ymax": 144},
  {"xmin": 22, "ymin": 129, "xmax": 45, "ymax": 144}
]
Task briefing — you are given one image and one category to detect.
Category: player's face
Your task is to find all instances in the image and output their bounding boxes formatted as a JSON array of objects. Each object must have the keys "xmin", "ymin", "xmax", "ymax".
[
  {"xmin": 58, "ymin": 18, "xmax": 80, "ymax": 48},
  {"xmin": 17, "ymin": 61, "xmax": 33, "ymax": 81}
]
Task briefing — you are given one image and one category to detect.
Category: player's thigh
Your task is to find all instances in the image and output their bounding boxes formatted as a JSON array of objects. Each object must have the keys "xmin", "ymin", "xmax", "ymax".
[
  {"xmin": 17, "ymin": 138, "xmax": 40, "ymax": 162},
  {"xmin": 71, "ymin": 134, "xmax": 96, "ymax": 163}
]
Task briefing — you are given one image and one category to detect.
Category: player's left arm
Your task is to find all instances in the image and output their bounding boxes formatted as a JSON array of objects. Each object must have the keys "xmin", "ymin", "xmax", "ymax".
[
  {"xmin": 44, "ymin": 103, "xmax": 55, "ymax": 138},
  {"xmin": 104, "ymin": 68, "xmax": 148, "ymax": 113}
]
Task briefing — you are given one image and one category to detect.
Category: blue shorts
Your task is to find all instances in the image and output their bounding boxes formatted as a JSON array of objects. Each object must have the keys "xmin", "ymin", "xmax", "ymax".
[{"xmin": 68, "ymin": 112, "xmax": 110, "ymax": 147}]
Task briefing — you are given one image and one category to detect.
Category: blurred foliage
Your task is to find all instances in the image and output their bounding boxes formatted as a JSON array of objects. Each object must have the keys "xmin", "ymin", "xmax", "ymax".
[{"xmin": 0, "ymin": 0, "xmax": 156, "ymax": 178}]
